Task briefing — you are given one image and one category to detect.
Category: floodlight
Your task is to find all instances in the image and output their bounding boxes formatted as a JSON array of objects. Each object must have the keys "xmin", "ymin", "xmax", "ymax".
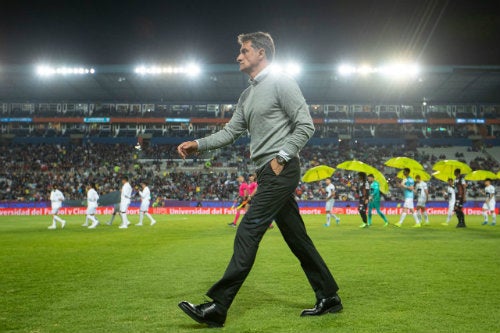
[
  {"xmin": 185, "ymin": 63, "xmax": 201, "ymax": 77},
  {"xmin": 338, "ymin": 64, "xmax": 356, "ymax": 76},
  {"xmin": 269, "ymin": 62, "xmax": 301, "ymax": 76},
  {"xmin": 286, "ymin": 62, "xmax": 301, "ymax": 76},
  {"xmin": 35, "ymin": 64, "xmax": 95, "ymax": 76}
]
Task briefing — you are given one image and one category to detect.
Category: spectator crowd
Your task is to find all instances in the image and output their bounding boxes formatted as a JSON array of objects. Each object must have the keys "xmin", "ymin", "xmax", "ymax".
[{"xmin": 1, "ymin": 142, "xmax": 498, "ymax": 204}]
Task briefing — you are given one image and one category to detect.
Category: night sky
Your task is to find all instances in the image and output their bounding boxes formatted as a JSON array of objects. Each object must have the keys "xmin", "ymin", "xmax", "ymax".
[{"xmin": 1, "ymin": 0, "xmax": 499, "ymax": 66}]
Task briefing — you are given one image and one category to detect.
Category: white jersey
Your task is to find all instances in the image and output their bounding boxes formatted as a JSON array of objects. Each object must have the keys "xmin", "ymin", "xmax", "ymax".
[
  {"xmin": 326, "ymin": 183, "xmax": 335, "ymax": 200},
  {"xmin": 485, "ymin": 185, "xmax": 495, "ymax": 204},
  {"xmin": 139, "ymin": 186, "xmax": 151, "ymax": 202},
  {"xmin": 139, "ymin": 186, "xmax": 152, "ymax": 212},
  {"xmin": 87, "ymin": 188, "xmax": 99, "ymax": 208},
  {"xmin": 50, "ymin": 189, "xmax": 65, "ymax": 209},
  {"xmin": 415, "ymin": 181, "xmax": 428, "ymax": 201},
  {"xmin": 325, "ymin": 183, "xmax": 335, "ymax": 211},
  {"xmin": 121, "ymin": 182, "xmax": 132, "ymax": 203},
  {"xmin": 483, "ymin": 185, "xmax": 496, "ymax": 211}
]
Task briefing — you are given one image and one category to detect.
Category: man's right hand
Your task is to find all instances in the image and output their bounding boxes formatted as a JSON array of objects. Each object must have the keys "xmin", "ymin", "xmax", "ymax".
[{"xmin": 177, "ymin": 141, "xmax": 199, "ymax": 159}]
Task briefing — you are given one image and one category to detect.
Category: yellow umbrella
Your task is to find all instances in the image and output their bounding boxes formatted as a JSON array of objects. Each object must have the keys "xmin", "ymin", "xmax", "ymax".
[
  {"xmin": 385, "ymin": 157, "xmax": 424, "ymax": 170},
  {"xmin": 301, "ymin": 165, "xmax": 335, "ymax": 183},
  {"xmin": 336, "ymin": 160, "xmax": 389, "ymax": 194},
  {"xmin": 432, "ymin": 171, "xmax": 454, "ymax": 183},
  {"xmin": 497, "ymin": 171, "xmax": 500, "ymax": 179},
  {"xmin": 396, "ymin": 169, "xmax": 431, "ymax": 181},
  {"xmin": 464, "ymin": 170, "xmax": 498, "ymax": 181},
  {"xmin": 432, "ymin": 160, "xmax": 472, "ymax": 180}
]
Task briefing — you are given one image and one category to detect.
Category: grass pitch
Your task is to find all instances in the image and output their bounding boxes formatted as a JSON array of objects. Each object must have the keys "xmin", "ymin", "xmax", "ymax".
[{"xmin": 1, "ymin": 213, "xmax": 499, "ymax": 333}]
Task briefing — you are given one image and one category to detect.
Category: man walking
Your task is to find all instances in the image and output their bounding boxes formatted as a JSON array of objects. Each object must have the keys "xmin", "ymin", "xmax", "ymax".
[
  {"xmin": 85, "ymin": 183, "xmax": 100, "ymax": 229},
  {"xmin": 48, "ymin": 184, "xmax": 66, "ymax": 229},
  {"xmin": 118, "ymin": 176, "xmax": 132, "ymax": 229},
  {"xmin": 176, "ymin": 32, "xmax": 341, "ymax": 327},
  {"xmin": 136, "ymin": 180, "xmax": 156, "ymax": 226}
]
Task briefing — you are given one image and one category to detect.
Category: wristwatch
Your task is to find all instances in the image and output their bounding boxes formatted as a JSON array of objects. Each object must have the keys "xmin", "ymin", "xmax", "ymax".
[{"xmin": 275, "ymin": 155, "xmax": 287, "ymax": 166}]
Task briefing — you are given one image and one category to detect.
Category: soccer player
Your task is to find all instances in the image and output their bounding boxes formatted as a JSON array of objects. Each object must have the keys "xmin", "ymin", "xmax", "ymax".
[
  {"xmin": 228, "ymin": 175, "xmax": 248, "ymax": 227},
  {"xmin": 366, "ymin": 174, "xmax": 389, "ymax": 227},
  {"xmin": 118, "ymin": 176, "xmax": 132, "ymax": 229},
  {"xmin": 356, "ymin": 172, "xmax": 370, "ymax": 228},
  {"xmin": 441, "ymin": 178, "xmax": 456, "ymax": 226},
  {"xmin": 414, "ymin": 175, "xmax": 430, "ymax": 225},
  {"xmin": 85, "ymin": 183, "xmax": 100, "ymax": 229},
  {"xmin": 324, "ymin": 178, "xmax": 340, "ymax": 226},
  {"xmin": 136, "ymin": 180, "xmax": 156, "ymax": 226},
  {"xmin": 48, "ymin": 184, "xmax": 66, "ymax": 229},
  {"xmin": 481, "ymin": 178, "xmax": 496, "ymax": 226},
  {"xmin": 453, "ymin": 168, "xmax": 467, "ymax": 228},
  {"xmin": 395, "ymin": 168, "xmax": 420, "ymax": 227}
]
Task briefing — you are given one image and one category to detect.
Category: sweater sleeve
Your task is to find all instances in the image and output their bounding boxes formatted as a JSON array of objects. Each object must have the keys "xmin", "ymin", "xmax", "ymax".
[
  {"xmin": 276, "ymin": 76, "xmax": 315, "ymax": 158},
  {"xmin": 196, "ymin": 95, "xmax": 248, "ymax": 152}
]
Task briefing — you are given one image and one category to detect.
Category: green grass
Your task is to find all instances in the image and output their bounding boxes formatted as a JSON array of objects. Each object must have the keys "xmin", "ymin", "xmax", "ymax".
[{"xmin": 1, "ymin": 213, "xmax": 499, "ymax": 333}]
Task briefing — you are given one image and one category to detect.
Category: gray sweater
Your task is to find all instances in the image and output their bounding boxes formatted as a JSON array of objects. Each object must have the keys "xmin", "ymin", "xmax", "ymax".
[{"xmin": 196, "ymin": 68, "xmax": 315, "ymax": 168}]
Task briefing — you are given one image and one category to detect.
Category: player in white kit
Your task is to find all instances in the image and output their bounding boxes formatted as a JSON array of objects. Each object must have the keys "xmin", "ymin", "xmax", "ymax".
[
  {"xmin": 48, "ymin": 184, "xmax": 66, "ymax": 229},
  {"xmin": 119, "ymin": 176, "xmax": 133, "ymax": 229},
  {"xmin": 324, "ymin": 178, "xmax": 340, "ymax": 226},
  {"xmin": 85, "ymin": 183, "xmax": 100, "ymax": 229},
  {"xmin": 481, "ymin": 178, "xmax": 496, "ymax": 226},
  {"xmin": 414, "ymin": 175, "xmax": 430, "ymax": 225},
  {"xmin": 441, "ymin": 178, "xmax": 456, "ymax": 226},
  {"xmin": 136, "ymin": 181, "xmax": 156, "ymax": 226}
]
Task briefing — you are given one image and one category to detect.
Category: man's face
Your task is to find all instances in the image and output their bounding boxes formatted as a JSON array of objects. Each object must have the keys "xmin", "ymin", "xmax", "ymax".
[
  {"xmin": 237, "ymin": 41, "xmax": 263, "ymax": 75},
  {"xmin": 367, "ymin": 177, "xmax": 374, "ymax": 184}
]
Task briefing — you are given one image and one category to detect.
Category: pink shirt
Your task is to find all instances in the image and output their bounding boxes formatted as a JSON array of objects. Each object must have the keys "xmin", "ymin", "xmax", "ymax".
[
  {"xmin": 238, "ymin": 182, "xmax": 249, "ymax": 197},
  {"xmin": 247, "ymin": 181, "xmax": 258, "ymax": 196}
]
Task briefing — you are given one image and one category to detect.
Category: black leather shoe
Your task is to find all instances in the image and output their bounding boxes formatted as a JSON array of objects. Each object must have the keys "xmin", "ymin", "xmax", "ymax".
[
  {"xmin": 300, "ymin": 294, "xmax": 343, "ymax": 317},
  {"xmin": 178, "ymin": 301, "xmax": 226, "ymax": 327}
]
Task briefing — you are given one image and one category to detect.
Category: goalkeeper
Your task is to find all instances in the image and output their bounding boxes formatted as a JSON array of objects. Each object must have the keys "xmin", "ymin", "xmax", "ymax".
[{"xmin": 366, "ymin": 174, "xmax": 389, "ymax": 227}]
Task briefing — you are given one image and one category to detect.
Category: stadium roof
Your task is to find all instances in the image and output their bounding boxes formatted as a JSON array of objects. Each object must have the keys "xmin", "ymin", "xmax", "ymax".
[{"xmin": 1, "ymin": 64, "xmax": 500, "ymax": 105}]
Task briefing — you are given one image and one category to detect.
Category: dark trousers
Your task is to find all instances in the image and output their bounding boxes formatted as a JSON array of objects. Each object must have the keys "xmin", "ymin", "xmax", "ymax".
[
  {"xmin": 455, "ymin": 198, "xmax": 466, "ymax": 226},
  {"xmin": 358, "ymin": 202, "xmax": 367, "ymax": 223},
  {"xmin": 207, "ymin": 157, "xmax": 339, "ymax": 309}
]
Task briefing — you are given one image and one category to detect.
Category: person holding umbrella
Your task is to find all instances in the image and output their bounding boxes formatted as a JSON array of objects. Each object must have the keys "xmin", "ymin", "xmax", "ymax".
[
  {"xmin": 356, "ymin": 172, "xmax": 370, "ymax": 228},
  {"xmin": 454, "ymin": 168, "xmax": 467, "ymax": 228}
]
